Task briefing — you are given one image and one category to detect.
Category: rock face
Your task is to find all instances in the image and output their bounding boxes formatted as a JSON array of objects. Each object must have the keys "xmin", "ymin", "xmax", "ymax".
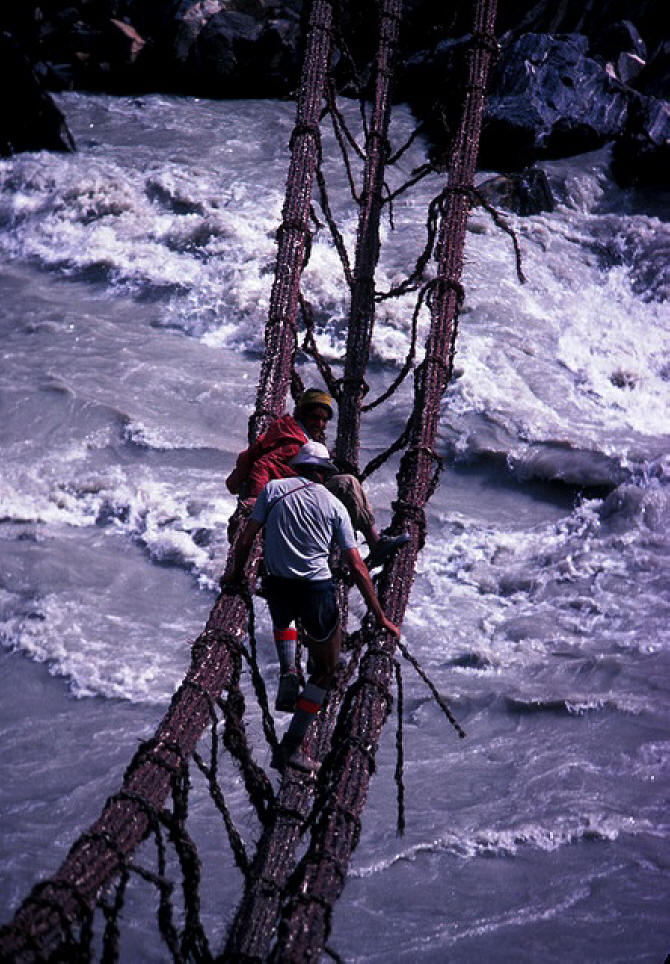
[
  {"xmin": 589, "ymin": 19, "xmax": 647, "ymax": 65},
  {"xmin": 612, "ymin": 95, "xmax": 670, "ymax": 186},
  {"xmin": 479, "ymin": 34, "xmax": 632, "ymax": 169},
  {"xmin": 634, "ymin": 41, "xmax": 670, "ymax": 100},
  {"xmin": 175, "ymin": 5, "xmax": 302, "ymax": 97},
  {"xmin": 398, "ymin": 24, "xmax": 667, "ymax": 182},
  {"xmin": 0, "ymin": 1, "xmax": 303, "ymax": 98},
  {"xmin": 475, "ymin": 169, "xmax": 555, "ymax": 215},
  {"xmin": 0, "ymin": 32, "xmax": 75, "ymax": 156}
]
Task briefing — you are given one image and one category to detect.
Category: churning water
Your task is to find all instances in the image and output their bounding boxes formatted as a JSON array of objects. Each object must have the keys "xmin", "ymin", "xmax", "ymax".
[{"xmin": 0, "ymin": 93, "xmax": 669, "ymax": 961}]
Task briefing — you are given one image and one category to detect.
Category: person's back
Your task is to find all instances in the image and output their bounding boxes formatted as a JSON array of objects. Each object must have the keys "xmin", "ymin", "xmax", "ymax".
[{"xmin": 256, "ymin": 476, "xmax": 355, "ymax": 581}]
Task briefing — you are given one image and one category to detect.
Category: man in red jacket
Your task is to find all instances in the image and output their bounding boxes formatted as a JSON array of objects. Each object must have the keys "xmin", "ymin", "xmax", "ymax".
[{"xmin": 226, "ymin": 387, "xmax": 408, "ymax": 568}]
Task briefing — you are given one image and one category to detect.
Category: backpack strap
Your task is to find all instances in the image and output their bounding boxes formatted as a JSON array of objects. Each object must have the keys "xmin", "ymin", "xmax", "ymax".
[{"xmin": 265, "ymin": 480, "xmax": 316, "ymax": 519}]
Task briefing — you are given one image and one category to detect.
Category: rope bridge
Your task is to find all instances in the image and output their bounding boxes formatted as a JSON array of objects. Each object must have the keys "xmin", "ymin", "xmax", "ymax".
[{"xmin": 0, "ymin": 0, "xmax": 508, "ymax": 959}]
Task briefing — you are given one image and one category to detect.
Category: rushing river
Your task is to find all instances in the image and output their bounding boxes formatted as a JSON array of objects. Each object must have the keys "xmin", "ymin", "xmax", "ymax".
[{"xmin": 0, "ymin": 92, "xmax": 669, "ymax": 961}]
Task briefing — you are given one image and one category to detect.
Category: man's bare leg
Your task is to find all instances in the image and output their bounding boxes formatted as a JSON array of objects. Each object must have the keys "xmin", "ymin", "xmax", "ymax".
[{"xmin": 306, "ymin": 621, "xmax": 341, "ymax": 688}]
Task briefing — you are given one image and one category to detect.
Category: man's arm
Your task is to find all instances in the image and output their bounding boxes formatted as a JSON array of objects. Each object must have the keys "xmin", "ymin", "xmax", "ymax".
[
  {"xmin": 343, "ymin": 547, "xmax": 400, "ymax": 638},
  {"xmin": 221, "ymin": 518, "xmax": 263, "ymax": 584}
]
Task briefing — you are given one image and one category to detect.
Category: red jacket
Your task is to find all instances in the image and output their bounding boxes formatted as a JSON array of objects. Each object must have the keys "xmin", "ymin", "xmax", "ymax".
[{"xmin": 226, "ymin": 414, "xmax": 308, "ymax": 499}]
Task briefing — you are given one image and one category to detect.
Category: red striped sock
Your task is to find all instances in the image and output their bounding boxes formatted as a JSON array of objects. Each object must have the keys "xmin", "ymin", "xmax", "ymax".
[{"xmin": 274, "ymin": 626, "xmax": 297, "ymax": 674}]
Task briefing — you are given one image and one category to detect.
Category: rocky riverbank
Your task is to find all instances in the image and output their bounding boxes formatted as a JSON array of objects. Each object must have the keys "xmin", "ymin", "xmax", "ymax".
[{"xmin": 1, "ymin": 0, "xmax": 668, "ymax": 191}]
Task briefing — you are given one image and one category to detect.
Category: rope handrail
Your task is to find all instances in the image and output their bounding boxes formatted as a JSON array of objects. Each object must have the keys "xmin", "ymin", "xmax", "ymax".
[
  {"xmin": 334, "ymin": 0, "xmax": 404, "ymax": 471},
  {"xmin": 252, "ymin": 0, "xmax": 335, "ymax": 441},
  {"xmin": 0, "ymin": 1, "xmax": 335, "ymax": 959}
]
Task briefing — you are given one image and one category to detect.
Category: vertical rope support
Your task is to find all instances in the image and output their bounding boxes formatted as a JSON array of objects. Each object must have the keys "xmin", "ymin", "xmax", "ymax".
[
  {"xmin": 252, "ymin": 0, "xmax": 335, "ymax": 441},
  {"xmin": 334, "ymin": 0, "xmax": 404, "ymax": 469},
  {"xmin": 272, "ymin": 2, "xmax": 499, "ymax": 959}
]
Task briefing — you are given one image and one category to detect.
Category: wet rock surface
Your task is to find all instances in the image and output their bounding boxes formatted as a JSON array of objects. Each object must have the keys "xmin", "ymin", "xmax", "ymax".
[
  {"xmin": 475, "ymin": 168, "xmax": 555, "ymax": 215},
  {"xmin": 0, "ymin": 31, "xmax": 75, "ymax": 156},
  {"xmin": 612, "ymin": 95, "xmax": 670, "ymax": 186},
  {"xmin": 480, "ymin": 33, "xmax": 633, "ymax": 169}
]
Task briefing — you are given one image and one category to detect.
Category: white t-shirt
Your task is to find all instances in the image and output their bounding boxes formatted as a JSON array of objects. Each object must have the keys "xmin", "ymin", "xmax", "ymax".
[{"xmin": 251, "ymin": 476, "xmax": 357, "ymax": 581}]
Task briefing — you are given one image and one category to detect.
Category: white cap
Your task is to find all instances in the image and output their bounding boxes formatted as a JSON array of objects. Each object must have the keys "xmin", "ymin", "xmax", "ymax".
[{"xmin": 290, "ymin": 440, "xmax": 337, "ymax": 474}]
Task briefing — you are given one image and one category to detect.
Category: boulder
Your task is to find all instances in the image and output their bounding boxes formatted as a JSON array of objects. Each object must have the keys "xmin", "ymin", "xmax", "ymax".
[
  {"xmin": 590, "ymin": 19, "xmax": 646, "ymax": 64},
  {"xmin": 615, "ymin": 52, "xmax": 646, "ymax": 86},
  {"xmin": 496, "ymin": 0, "xmax": 663, "ymax": 54},
  {"xmin": 634, "ymin": 40, "xmax": 670, "ymax": 99},
  {"xmin": 147, "ymin": 0, "xmax": 301, "ymax": 97},
  {"xmin": 588, "ymin": 20, "xmax": 648, "ymax": 86},
  {"xmin": 397, "ymin": 35, "xmax": 475, "ymax": 166},
  {"xmin": 399, "ymin": 32, "xmax": 638, "ymax": 171},
  {"xmin": 475, "ymin": 168, "xmax": 555, "ymax": 215},
  {"xmin": 187, "ymin": 11, "xmax": 296, "ymax": 95},
  {"xmin": 611, "ymin": 94, "xmax": 670, "ymax": 186},
  {"xmin": 0, "ymin": 32, "xmax": 75, "ymax": 156},
  {"xmin": 187, "ymin": 11, "xmax": 261, "ymax": 88},
  {"xmin": 478, "ymin": 33, "xmax": 633, "ymax": 169},
  {"xmin": 172, "ymin": 0, "xmax": 226, "ymax": 64}
]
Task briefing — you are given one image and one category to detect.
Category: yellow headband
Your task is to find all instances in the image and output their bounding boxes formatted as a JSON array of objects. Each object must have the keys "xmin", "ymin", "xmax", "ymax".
[{"xmin": 298, "ymin": 389, "xmax": 333, "ymax": 418}]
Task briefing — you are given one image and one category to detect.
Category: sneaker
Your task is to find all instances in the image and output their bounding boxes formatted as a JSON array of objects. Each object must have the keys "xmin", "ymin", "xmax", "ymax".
[
  {"xmin": 367, "ymin": 532, "xmax": 410, "ymax": 570},
  {"xmin": 270, "ymin": 733, "xmax": 316, "ymax": 774},
  {"xmin": 275, "ymin": 671, "xmax": 300, "ymax": 712},
  {"xmin": 286, "ymin": 745, "xmax": 321, "ymax": 774}
]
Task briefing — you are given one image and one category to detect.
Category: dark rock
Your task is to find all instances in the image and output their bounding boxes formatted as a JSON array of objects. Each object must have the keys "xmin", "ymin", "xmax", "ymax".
[
  {"xmin": 634, "ymin": 40, "xmax": 670, "ymax": 99},
  {"xmin": 611, "ymin": 95, "xmax": 670, "ymax": 186},
  {"xmin": 590, "ymin": 20, "xmax": 646, "ymax": 64},
  {"xmin": 186, "ymin": 11, "xmax": 255, "ymax": 94},
  {"xmin": 588, "ymin": 20, "xmax": 648, "ymax": 86},
  {"xmin": 171, "ymin": 0, "xmax": 227, "ymax": 65},
  {"xmin": 479, "ymin": 34, "xmax": 633, "ymax": 169},
  {"xmin": 397, "ymin": 35, "xmax": 476, "ymax": 166},
  {"xmin": 163, "ymin": 1, "xmax": 301, "ymax": 96},
  {"xmin": 0, "ymin": 32, "xmax": 76, "ymax": 156},
  {"xmin": 496, "ymin": 0, "xmax": 664, "ymax": 54},
  {"xmin": 615, "ymin": 52, "xmax": 646, "ymax": 86},
  {"xmin": 475, "ymin": 168, "xmax": 555, "ymax": 215}
]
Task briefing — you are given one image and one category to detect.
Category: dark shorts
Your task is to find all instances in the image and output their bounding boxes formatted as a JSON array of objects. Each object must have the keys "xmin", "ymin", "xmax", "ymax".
[{"xmin": 263, "ymin": 575, "xmax": 339, "ymax": 643}]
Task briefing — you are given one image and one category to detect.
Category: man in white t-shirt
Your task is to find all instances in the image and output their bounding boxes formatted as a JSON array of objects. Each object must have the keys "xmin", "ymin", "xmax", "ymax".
[{"xmin": 222, "ymin": 440, "xmax": 400, "ymax": 772}]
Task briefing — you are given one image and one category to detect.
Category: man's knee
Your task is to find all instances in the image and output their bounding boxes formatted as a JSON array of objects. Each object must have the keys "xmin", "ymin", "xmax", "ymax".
[
  {"xmin": 307, "ymin": 622, "xmax": 341, "ymax": 685},
  {"xmin": 326, "ymin": 474, "xmax": 375, "ymax": 535}
]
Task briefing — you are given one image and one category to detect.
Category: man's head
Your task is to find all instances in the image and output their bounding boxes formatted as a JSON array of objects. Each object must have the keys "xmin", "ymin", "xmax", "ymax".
[
  {"xmin": 295, "ymin": 388, "xmax": 333, "ymax": 441},
  {"xmin": 290, "ymin": 440, "xmax": 337, "ymax": 481}
]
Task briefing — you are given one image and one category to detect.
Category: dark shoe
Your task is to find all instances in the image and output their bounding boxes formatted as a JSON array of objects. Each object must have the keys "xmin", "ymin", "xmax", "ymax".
[
  {"xmin": 275, "ymin": 671, "xmax": 300, "ymax": 712},
  {"xmin": 286, "ymin": 745, "xmax": 321, "ymax": 774},
  {"xmin": 271, "ymin": 733, "xmax": 316, "ymax": 775},
  {"xmin": 270, "ymin": 733, "xmax": 297, "ymax": 774},
  {"xmin": 367, "ymin": 532, "xmax": 410, "ymax": 570}
]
